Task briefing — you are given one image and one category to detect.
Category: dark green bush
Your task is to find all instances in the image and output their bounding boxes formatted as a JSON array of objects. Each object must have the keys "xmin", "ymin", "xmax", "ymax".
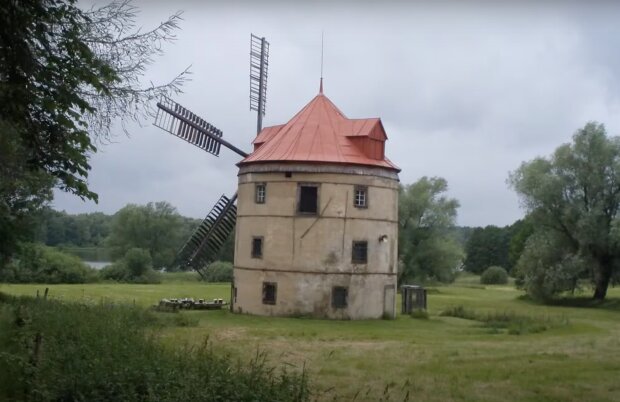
[
  {"xmin": 480, "ymin": 266, "xmax": 509, "ymax": 285},
  {"xmin": 0, "ymin": 295, "xmax": 310, "ymax": 401},
  {"xmin": 100, "ymin": 248, "xmax": 161, "ymax": 284},
  {"xmin": 202, "ymin": 260, "xmax": 233, "ymax": 282},
  {"xmin": 99, "ymin": 261, "xmax": 130, "ymax": 281},
  {"xmin": 0, "ymin": 243, "xmax": 98, "ymax": 283},
  {"xmin": 124, "ymin": 247, "xmax": 152, "ymax": 277}
]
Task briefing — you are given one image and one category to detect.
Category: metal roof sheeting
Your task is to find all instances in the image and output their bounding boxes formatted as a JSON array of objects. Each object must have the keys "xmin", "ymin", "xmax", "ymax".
[{"xmin": 240, "ymin": 91, "xmax": 400, "ymax": 172}]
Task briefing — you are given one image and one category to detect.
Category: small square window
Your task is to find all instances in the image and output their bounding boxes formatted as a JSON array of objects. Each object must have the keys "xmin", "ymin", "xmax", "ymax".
[
  {"xmin": 298, "ymin": 184, "xmax": 318, "ymax": 214},
  {"xmin": 251, "ymin": 237, "xmax": 263, "ymax": 258},
  {"xmin": 354, "ymin": 186, "xmax": 368, "ymax": 208},
  {"xmin": 352, "ymin": 241, "xmax": 368, "ymax": 264},
  {"xmin": 263, "ymin": 282, "xmax": 277, "ymax": 304},
  {"xmin": 255, "ymin": 183, "xmax": 266, "ymax": 204},
  {"xmin": 332, "ymin": 286, "xmax": 348, "ymax": 308}
]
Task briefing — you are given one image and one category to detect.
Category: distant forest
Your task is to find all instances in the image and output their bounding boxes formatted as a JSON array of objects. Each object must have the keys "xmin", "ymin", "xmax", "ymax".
[
  {"xmin": 35, "ymin": 207, "xmax": 199, "ymax": 248},
  {"xmin": 35, "ymin": 206, "xmax": 528, "ymax": 277},
  {"xmin": 34, "ymin": 205, "xmax": 234, "ymax": 265}
]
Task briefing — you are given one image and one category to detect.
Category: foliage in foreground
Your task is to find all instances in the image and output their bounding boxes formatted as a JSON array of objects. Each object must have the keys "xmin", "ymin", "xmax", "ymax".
[
  {"xmin": 0, "ymin": 0, "xmax": 186, "ymax": 268},
  {"xmin": 0, "ymin": 294, "xmax": 309, "ymax": 402},
  {"xmin": 0, "ymin": 243, "xmax": 98, "ymax": 284}
]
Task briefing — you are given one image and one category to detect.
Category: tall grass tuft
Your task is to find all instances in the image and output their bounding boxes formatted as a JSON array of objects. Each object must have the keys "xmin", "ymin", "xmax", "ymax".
[
  {"xmin": 439, "ymin": 305, "xmax": 568, "ymax": 335},
  {"xmin": 0, "ymin": 294, "xmax": 310, "ymax": 401}
]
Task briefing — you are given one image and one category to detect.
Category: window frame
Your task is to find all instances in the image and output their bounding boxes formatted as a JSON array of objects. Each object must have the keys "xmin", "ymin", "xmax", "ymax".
[
  {"xmin": 353, "ymin": 185, "xmax": 368, "ymax": 208},
  {"xmin": 255, "ymin": 183, "xmax": 266, "ymax": 204},
  {"xmin": 332, "ymin": 286, "xmax": 348, "ymax": 308},
  {"xmin": 262, "ymin": 282, "xmax": 277, "ymax": 305},
  {"xmin": 297, "ymin": 183, "xmax": 320, "ymax": 215},
  {"xmin": 251, "ymin": 236, "xmax": 263, "ymax": 259},
  {"xmin": 351, "ymin": 240, "xmax": 368, "ymax": 264}
]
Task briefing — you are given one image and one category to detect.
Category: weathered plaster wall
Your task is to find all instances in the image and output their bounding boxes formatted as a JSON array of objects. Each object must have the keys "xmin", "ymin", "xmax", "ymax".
[{"xmin": 233, "ymin": 166, "xmax": 399, "ymax": 319}]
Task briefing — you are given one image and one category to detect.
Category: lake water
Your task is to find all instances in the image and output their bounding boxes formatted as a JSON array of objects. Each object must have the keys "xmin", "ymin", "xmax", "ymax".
[{"xmin": 84, "ymin": 261, "xmax": 111, "ymax": 270}]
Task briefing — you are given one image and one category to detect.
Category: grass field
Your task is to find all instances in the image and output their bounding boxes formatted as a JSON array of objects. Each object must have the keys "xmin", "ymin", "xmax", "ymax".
[{"xmin": 2, "ymin": 274, "xmax": 619, "ymax": 401}]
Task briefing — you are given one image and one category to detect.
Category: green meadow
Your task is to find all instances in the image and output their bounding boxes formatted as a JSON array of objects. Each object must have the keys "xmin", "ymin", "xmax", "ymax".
[{"xmin": 2, "ymin": 274, "xmax": 619, "ymax": 402}]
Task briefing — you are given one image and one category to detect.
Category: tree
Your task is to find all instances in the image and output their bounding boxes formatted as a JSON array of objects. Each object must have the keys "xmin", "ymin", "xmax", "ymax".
[
  {"xmin": 0, "ymin": 0, "xmax": 185, "ymax": 265},
  {"xmin": 398, "ymin": 177, "xmax": 463, "ymax": 283},
  {"xmin": 507, "ymin": 218, "xmax": 534, "ymax": 269},
  {"xmin": 0, "ymin": 123, "xmax": 54, "ymax": 266},
  {"xmin": 463, "ymin": 226, "xmax": 511, "ymax": 274},
  {"xmin": 106, "ymin": 202, "xmax": 183, "ymax": 269},
  {"xmin": 510, "ymin": 122, "xmax": 620, "ymax": 300}
]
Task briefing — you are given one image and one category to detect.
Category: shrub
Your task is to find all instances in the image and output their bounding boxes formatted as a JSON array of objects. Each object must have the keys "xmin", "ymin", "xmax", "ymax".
[
  {"xmin": 480, "ymin": 266, "xmax": 508, "ymax": 285},
  {"xmin": 513, "ymin": 233, "xmax": 586, "ymax": 301},
  {"xmin": 0, "ymin": 243, "xmax": 98, "ymax": 284},
  {"xmin": 202, "ymin": 260, "xmax": 233, "ymax": 282},
  {"xmin": 100, "ymin": 248, "xmax": 161, "ymax": 284},
  {"xmin": 99, "ymin": 262, "xmax": 130, "ymax": 281}
]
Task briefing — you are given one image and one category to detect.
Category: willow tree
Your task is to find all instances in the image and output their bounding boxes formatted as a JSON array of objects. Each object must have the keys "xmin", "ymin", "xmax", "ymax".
[
  {"xmin": 510, "ymin": 122, "xmax": 620, "ymax": 300},
  {"xmin": 398, "ymin": 177, "xmax": 463, "ymax": 284}
]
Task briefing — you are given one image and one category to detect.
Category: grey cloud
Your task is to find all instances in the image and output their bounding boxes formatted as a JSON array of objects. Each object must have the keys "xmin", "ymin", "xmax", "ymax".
[{"xmin": 56, "ymin": 1, "xmax": 620, "ymax": 226}]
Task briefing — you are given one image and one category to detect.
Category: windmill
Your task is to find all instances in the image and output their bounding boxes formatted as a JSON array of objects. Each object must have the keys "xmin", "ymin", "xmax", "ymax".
[{"xmin": 153, "ymin": 34, "xmax": 269, "ymax": 278}]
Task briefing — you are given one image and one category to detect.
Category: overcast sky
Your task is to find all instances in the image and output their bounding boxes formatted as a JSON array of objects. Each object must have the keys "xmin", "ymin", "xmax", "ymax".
[{"xmin": 53, "ymin": 0, "xmax": 620, "ymax": 227}]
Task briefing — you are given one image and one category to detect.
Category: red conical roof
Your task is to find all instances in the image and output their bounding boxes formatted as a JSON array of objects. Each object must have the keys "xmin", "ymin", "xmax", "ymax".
[{"xmin": 238, "ymin": 90, "xmax": 400, "ymax": 172}]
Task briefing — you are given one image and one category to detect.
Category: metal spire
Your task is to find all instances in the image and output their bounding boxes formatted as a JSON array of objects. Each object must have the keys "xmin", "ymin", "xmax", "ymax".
[{"xmin": 320, "ymin": 31, "xmax": 324, "ymax": 94}]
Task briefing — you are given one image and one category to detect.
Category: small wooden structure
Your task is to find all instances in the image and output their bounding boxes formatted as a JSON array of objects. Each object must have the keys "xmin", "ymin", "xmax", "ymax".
[{"xmin": 401, "ymin": 285, "xmax": 427, "ymax": 313}]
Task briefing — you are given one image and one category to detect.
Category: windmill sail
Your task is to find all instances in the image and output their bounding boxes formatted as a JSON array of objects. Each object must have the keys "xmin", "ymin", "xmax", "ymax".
[
  {"xmin": 154, "ymin": 96, "xmax": 248, "ymax": 158},
  {"xmin": 250, "ymin": 34, "xmax": 270, "ymax": 134},
  {"xmin": 154, "ymin": 96, "xmax": 223, "ymax": 156},
  {"xmin": 176, "ymin": 194, "xmax": 237, "ymax": 278}
]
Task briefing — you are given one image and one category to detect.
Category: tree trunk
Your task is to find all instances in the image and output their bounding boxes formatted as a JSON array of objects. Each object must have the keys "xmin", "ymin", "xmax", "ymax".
[{"xmin": 593, "ymin": 264, "xmax": 612, "ymax": 300}]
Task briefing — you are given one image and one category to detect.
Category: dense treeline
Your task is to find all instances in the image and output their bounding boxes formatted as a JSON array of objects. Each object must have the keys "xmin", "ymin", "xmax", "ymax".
[
  {"xmin": 36, "ymin": 208, "xmax": 111, "ymax": 247},
  {"xmin": 463, "ymin": 219, "xmax": 533, "ymax": 275},
  {"xmin": 34, "ymin": 206, "xmax": 202, "ymax": 251},
  {"xmin": 0, "ymin": 201, "xmax": 234, "ymax": 284},
  {"xmin": 26, "ymin": 198, "xmax": 523, "ymax": 286}
]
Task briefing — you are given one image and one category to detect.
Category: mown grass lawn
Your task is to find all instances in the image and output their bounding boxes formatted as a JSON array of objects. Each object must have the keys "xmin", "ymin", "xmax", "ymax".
[{"xmin": 2, "ymin": 274, "xmax": 619, "ymax": 401}]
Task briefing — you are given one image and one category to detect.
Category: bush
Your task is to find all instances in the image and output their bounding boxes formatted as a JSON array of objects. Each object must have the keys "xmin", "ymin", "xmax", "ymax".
[
  {"xmin": 0, "ymin": 295, "xmax": 310, "ymax": 401},
  {"xmin": 99, "ymin": 248, "xmax": 161, "ymax": 284},
  {"xmin": 480, "ymin": 266, "xmax": 508, "ymax": 285},
  {"xmin": 0, "ymin": 243, "xmax": 98, "ymax": 284},
  {"xmin": 124, "ymin": 248, "xmax": 152, "ymax": 277},
  {"xmin": 513, "ymin": 233, "xmax": 585, "ymax": 301},
  {"xmin": 99, "ymin": 262, "xmax": 130, "ymax": 281},
  {"xmin": 202, "ymin": 260, "xmax": 233, "ymax": 282}
]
